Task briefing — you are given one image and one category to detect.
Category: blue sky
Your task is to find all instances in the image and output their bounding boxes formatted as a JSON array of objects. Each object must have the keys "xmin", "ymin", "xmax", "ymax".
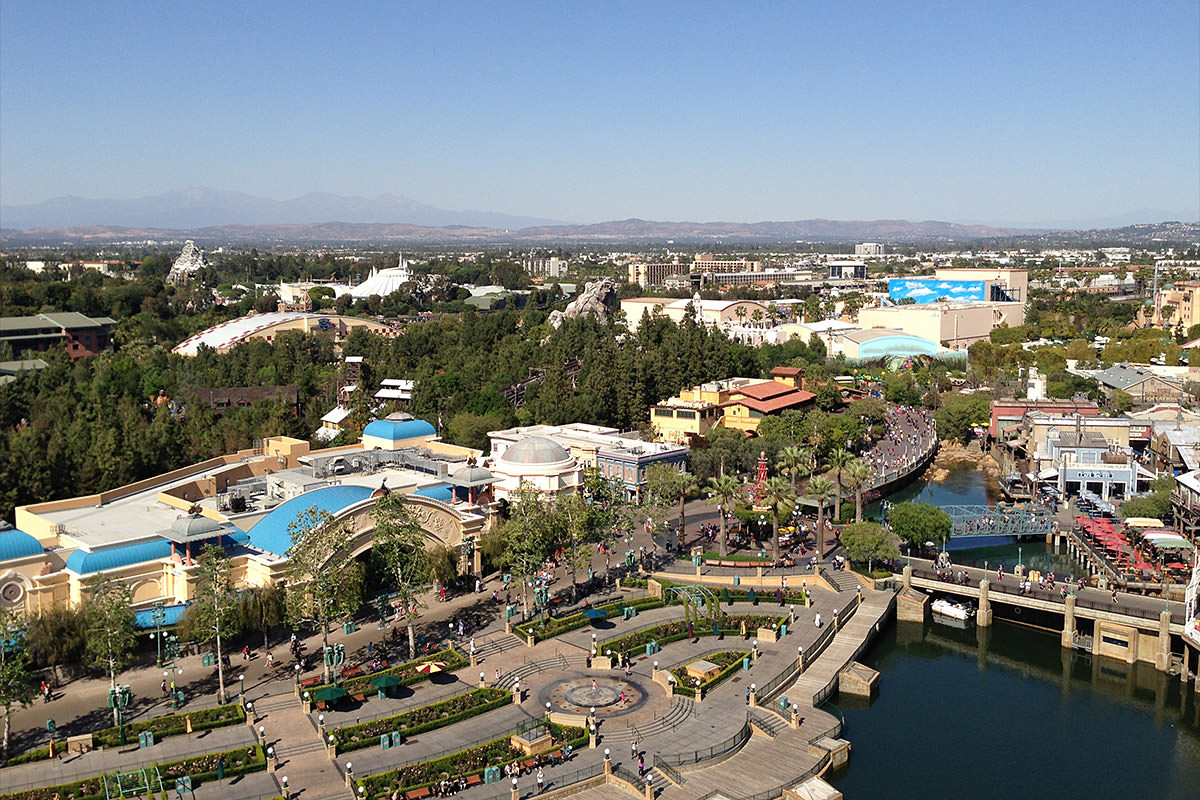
[{"xmin": 1, "ymin": 1, "xmax": 1197, "ymax": 227}]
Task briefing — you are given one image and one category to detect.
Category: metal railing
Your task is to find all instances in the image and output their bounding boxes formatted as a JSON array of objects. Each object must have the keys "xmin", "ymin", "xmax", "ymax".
[
  {"xmin": 475, "ymin": 762, "xmax": 605, "ymax": 800},
  {"xmin": 653, "ymin": 713, "xmax": 751, "ymax": 769},
  {"xmin": 611, "ymin": 765, "xmax": 647, "ymax": 790},
  {"xmin": 359, "ymin": 713, "xmax": 549, "ymax": 780},
  {"xmin": 653, "ymin": 755, "xmax": 684, "ymax": 786}
]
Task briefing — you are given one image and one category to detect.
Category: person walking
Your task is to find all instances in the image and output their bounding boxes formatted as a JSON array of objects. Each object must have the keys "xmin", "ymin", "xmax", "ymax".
[
  {"xmin": 536, "ymin": 769, "xmax": 544, "ymax": 793},
  {"xmin": 631, "ymin": 740, "xmax": 638, "ymax": 759}
]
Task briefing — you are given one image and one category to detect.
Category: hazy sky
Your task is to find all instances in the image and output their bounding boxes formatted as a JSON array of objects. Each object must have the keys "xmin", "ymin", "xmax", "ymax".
[{"xmin": 2, "ymin": 1, "xmax": 1197, "ymax": 227}]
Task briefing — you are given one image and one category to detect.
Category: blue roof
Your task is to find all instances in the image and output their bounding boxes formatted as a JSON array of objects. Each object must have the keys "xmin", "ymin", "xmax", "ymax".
[
  {"xmin": 0, "ymin": 528, "xmax": 43, "ymax": 561},
  {"xmin": 134, "ymin": 603, "xmax": 188, "ymax": 630},
  {"xmin": 413, "ymin": 484, "xmax": 453, "ymax": 503},
  {"xmin": 66, "ymin": 540, "xmax": 174, "ymax": 575},
  {"xmin": 363, "ymin": 418, "xmax": 436, "ymax": 441},
  {"xmin": 244, "ymin": 485, "xmax": 374, "ymax": 555}
]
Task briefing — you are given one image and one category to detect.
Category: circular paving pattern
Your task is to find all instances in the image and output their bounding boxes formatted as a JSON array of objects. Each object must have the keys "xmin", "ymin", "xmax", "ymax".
[{"xmin": 539, "ymin": 673, "xmax": 649, "ymax": 718}]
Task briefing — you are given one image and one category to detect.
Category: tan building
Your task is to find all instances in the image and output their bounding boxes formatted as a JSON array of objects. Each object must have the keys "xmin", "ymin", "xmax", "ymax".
[
  {"xmin": 620, "ymin": 296, "xmax": 768, "ymax": 333},
  {"xmin": 651, "ymin": 375, "xmax": 814, "ymax": 443},
  {"xmin": 857, "ymin": 301, "xmax": 1023, "ymax": 349},
  {"xmin": 1152, "ymin": 282, "xmax": 1200, "ymax": 329},
  {"xmin": 3, "ymin": 422, "xmax": 490, "ymax": 619}
]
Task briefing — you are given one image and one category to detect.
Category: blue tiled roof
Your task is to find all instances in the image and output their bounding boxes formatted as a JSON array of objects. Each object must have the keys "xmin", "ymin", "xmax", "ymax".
[
  {"xmin": 66, "ymin": 540, "xmax": 174, "ymax": 575},
  {"xmin": 413, "ymin": 484, "xmax": 453, "ymax": 503},
  {"xmin": 134, "ymin": 603, "xmax": 188, "ymax": 629},
  {"xmin": 0, "ymin": 528, "xmax": 43, "ymax": 561},
  {"xmin": 363, "ymin": 418, "xmax": 436, "ymax": 441},
  {"xmin": 244, "ymin": 485, "xmax": 374, "ymax": 556}
]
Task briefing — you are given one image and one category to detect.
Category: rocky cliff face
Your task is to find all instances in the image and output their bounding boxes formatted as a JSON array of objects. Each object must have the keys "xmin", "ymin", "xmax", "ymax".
[{"xmin": 548, "ymin": 278, "xmax": 619, "ymax": 328}]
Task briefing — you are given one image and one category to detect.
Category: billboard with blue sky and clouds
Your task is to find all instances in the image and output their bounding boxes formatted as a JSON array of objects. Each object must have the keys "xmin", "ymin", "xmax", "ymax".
[{"xmin": 888, "ymin": 279, "xmax": 987, "ymax": 304}]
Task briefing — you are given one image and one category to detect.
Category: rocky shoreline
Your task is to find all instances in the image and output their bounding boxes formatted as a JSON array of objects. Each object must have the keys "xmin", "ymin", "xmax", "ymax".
[{"xmin": 924, "ymin": 439, "xmax": 1000, "ymax": 483}]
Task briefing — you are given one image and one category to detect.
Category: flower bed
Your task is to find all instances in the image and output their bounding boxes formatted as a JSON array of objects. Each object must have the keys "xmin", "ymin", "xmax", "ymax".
[
  {"xmin": 331, "ymin": 688, "xmax": 510, "ymax": 752},
  {"xmin": 0, "ymin": 745, "xmax": 264, "ymax": 800},
  {"xmin": 8, "ymin": 703, "xmax": 246, "ymax": 763},
  {"xmin": 601, "ymin": 614, "xmax": 784, "ymax": 659},
  {"xmin": 653, "ymin": 577, "xmax": 808, "ymax": 607},
  {"xmin": 670, "ymin": 651, "xmax": 748, "ymax": 698},
  {"xmin": 516, "ymin": 595, "xmax": 664, "ymax": 642},
  {"xmin": 308, "ymin": 648, "xmax": 466, "ymax": 697},
  {"xmin": 358, "ymin": 722, "xmax": 585, "ymax": 798}
]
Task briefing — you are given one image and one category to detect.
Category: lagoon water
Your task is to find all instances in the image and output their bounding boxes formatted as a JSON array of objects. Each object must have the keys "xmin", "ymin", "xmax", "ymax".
[{"xmin": 837, "ymin": 466, "xmax": 1200, "ymax": 798}]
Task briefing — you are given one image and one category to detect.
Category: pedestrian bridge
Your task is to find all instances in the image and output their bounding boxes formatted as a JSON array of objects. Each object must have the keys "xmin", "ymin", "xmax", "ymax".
[{"xmin": 942, "ymin": 503, "xmax": 1053, "ymax": 538}]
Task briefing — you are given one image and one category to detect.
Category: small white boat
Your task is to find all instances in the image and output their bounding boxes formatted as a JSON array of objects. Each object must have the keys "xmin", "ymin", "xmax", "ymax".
[{"xmin": 931, "ymin": 598, "xmax": 975, "ymax": 621}]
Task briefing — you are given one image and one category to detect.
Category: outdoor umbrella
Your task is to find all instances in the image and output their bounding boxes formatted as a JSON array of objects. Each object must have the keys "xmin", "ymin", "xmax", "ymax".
[
  {"xmin": 313, "ymin": 686, "xmax": 348, "ymax": 702},
  {"xmin": 416, "ymin": 661, "xmax": 447, "ymax": 675},
  {"xmin": 369, "ymin": 674, "xmax": 403, "ymax": 688},
  {"xmin": 581, "ymin": 608, "xmax": 609, "ymax": 620}
]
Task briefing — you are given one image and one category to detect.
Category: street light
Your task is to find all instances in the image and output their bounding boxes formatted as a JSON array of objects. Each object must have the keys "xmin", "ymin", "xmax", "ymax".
[
  {"xmin": 149, "ymin": 601, "xmax": 167, "ymax": 667},
  {"xmin": 238, "ymin": 674, "xmax": 245, "ymax": 703}
]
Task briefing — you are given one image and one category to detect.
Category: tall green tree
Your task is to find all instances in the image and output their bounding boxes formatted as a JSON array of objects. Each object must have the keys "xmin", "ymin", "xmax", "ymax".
[
  {"xmin": 285, "ymin": 507, "xmax": 365, "ymax": 684},
  {"xmin": 190, "ymin": 544, "xmax": 242, "ymax": 703},
  {"xmin": 24, "ymin": 605, "xmax": 85, "ymax": 683},
  {"xmin": 827, "ymin": 447, "xmax": 853, "ymax": 523},
  {"xmin": 888, "ymin": 502, "xmax": 952, "ymax": 550},
  {"xmin": 499, "ymin": 485, "xmax": 554, "ymax": 617},
  {"xmin": 776, "ymin": 445, "xmax": 810, "ymax": 492},
  {"xmin": 844, "ymin": 458, "xmax": 873, "ymax": 523},
  {"xmin": 761, "ymin": 476, "xmax": 795, "ymax": 561},
  {"xmin": 707, "ymin": 473, "xmax": 741, "ymax": 557},
  {"xmin": 372, "ymin": 492, "xmax": 431, "ymax": 658},
  {"xmin": 237, "ymin": 584, "xmax": 286, "ymax": 651},
  {"xmin": 645, "ymin": 464, "xmax": 698, "ymax": 548},
  {"xmin": 809, "ymin": 476, "xmax": 836, "ymax": 558},
  {"xmin": 0, "ymin": 608, "xmax": 34, "ymax": 765},
  {"xmin": 840, "ymin": 522, "xmax": 900, "ymax": 573},
  {"xmin": 82, "ymin": 575, "xmax": 137, "ymax": 724}
]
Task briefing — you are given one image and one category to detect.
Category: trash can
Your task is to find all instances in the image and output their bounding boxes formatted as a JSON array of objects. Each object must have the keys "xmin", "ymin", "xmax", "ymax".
[
  {"xmin": 733, "ymin": 575, "xmax": 740, "ymax": 586},
  {"xmin": 380, "ymin": 735, "xmax": 391, "ymax": 750},
  {"xmin": 742, "ymin": 657, "xmax": 750, "ymax": 671},
  {"xmin": 202, "ymin": 654, "xmax": 215, "ymax": 667},
  {"xmin": 343, "ymin": 621, "xmax": 356, "ymax": 635},
  {"xmin": 779, "ymin": 696, "xmax": 789, "ymax": 711}
]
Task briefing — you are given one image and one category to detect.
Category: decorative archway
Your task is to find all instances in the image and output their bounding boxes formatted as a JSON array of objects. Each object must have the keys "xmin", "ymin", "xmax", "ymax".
[{"xmin": 330, "ymin": 494, "xmax": 488, "ymax": 575}]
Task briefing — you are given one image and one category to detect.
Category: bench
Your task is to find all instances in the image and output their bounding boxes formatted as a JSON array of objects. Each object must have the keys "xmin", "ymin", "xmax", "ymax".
[
  {"xmin": 299, "ymin": 676, "xmax": 322, "ymax": 689},
  {"xmin": 404, "ymin": 788, "xmax": 431, "ymax": 800},
  {"xmin": 351, "ymin": 693, "xmax": 367, "ymax": 703},
  {"xmin": 522, "ymin": 758, "xmax": 538, "ymax": 771},
  {"xmin": 465, "ymin": 774, "xmax": 482, "ymax": 787}
]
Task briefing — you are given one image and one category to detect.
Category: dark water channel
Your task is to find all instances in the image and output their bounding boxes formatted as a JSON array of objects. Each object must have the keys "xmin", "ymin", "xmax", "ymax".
[{"xmin": 836, "ymin": 466, "xmax": 1200, "ymax": 798}]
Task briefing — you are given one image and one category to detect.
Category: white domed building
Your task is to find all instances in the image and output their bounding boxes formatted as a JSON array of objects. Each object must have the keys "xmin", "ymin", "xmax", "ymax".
[{"xmin": 487, "ymin": 436, "xmax": 583, "ymax": 499}]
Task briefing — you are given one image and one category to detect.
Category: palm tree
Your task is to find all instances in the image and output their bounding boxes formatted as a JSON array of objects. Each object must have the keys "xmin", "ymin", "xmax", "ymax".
[
  {"xmin": 761, "ymin": 476, "xmax": 795, "ymax": 561},
  {"xmin": 809, "ymin": 476, "xmax": 836, "ymax": 558},
  {"xmin": 827, "ymin": 447, "xmax": 853, "ymax": 522},
  {"xmin": 844, "ymin": 459, "xmax": 873, "ymax": 523},
  {"xmin": 676, "ymin": 471, "xmax": 699, "ymax": 550},
  {"xmin": 776, "ymin": 445, "xmax": 810, "ymax": 492},
  {"xmin": 707, "ymin": 473, "xmax": 741, "ymax": 557}
]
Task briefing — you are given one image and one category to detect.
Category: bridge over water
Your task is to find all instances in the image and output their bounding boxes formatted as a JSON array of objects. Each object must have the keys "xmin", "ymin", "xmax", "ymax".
[{"xmin": 941, "ymin": 503, "xmax": 1053, "ymax": 539}]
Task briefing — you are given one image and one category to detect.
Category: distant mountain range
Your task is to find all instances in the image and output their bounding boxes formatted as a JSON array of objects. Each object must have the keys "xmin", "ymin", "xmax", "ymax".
[
  {"xmin": 0, "ymin": 188, "xmax": 1196, "ymax": 247},
  {"xmin": 0, "ymin": 187, "xmax": 566, "ymax": 231}
]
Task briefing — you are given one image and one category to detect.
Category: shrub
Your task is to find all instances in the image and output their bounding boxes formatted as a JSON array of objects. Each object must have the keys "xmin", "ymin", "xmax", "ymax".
[
  {"xmin": 516, "ymin": 596, "xmax": 664, "ymax": 642},
  {"xmin": 670, "ymin": 651, "xmax": 748, "ymax": 698},
  {"xmin": 307, "ymin": 648, "xmax": 466, "ymax": 697},
  {"xmin": 331, "ymin": 688, "xmax": 510, "ymax": 752}
]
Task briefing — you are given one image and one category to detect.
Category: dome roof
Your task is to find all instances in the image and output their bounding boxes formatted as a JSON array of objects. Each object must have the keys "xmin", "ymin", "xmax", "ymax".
[
  {"xmin": 244, "ymin": 485, "xmax": 374, "ymax": 556},
  {"xmin": 452, "ymin": 464, "xmax": 494, "ymax": 484},
  {"xmin": 170, "ymin": 516, "xmax": 222, "ymax": 537},
  {"xmin": 499, "ymin": 436, "xmax": 572, "ymax": 466},
  {"xmin": 0, "ymin": 527, "xmax": 43, "ymax": 561},
  {"xmin": 66, "ymin": 540, "xmax": 173, "ymax": 575},
  {"xmin": 413, "ymin": 484, "xmax": 454, "ymax": 502},
  {"xmin": 363, "ymin": 418, "xmax": 436, "ymax": 442}
]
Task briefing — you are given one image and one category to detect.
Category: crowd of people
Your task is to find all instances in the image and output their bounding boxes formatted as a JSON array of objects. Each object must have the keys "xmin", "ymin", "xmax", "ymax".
[{"xmin": 863, "ymin": 405, "xmax": 936, "ymax": 481}]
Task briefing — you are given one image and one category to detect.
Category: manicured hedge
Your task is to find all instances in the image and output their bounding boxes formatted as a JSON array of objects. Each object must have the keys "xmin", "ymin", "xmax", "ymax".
[
  {"xmin": 601, "ymin": 614, "xmax": 785, "ymax": 658},
  {"xmin": 0, "ymin": 745, "xmax": 264, "ymax": 800},
  {"xmin": 516, "ymin": 595, "xmax": 665, "ymax": 642},
  {"xmin": 359, "ymin": 722, "xmax": 585, "ymax": 798},
  {"xmin": 8, "ymin": 704, "xmax": 246, "ymax": 764},
  {"xmin": 331, "ymin": 688, "xmax": 510, "ymax": 752},
  {"xmin": 306, "ymin": 648, "xmax": 466, "ymax": 697},
  {"xmin": 671, "ymin": 651, "xmax": 748, "ymax": 698}
]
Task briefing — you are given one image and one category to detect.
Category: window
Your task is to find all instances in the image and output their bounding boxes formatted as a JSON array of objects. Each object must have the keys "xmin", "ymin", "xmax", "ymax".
[
  {"xmin": 749, "ymin": 409, "xmax": 764, "ymax": 419},
  {"xmin": 675, "ymin": 410, "xmax": 696, "ymax": 420},
  {"xmin": 654, "ymin": 409, "xmax": 673, "ymax": 418}
]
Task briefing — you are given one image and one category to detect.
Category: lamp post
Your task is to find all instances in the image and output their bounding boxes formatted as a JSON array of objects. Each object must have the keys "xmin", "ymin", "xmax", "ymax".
[
  {"xmin": 238, "ymin": 674, "xmax": 245, "ymax": 704},
  {"xmin": 281, "ymin": 776, "xmax": 288, "ymax": 800},
  {"xmin": 294, "ymin": 663, "xmax": 302, "ymax": 687},
  {"xmin": 149, "ymin": 601, "xmax": 167, "ymax": 667}
]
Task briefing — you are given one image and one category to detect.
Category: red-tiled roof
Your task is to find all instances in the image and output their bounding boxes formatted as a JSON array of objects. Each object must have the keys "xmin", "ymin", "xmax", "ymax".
[
  {"xmin": 770, "ymin": 366, "xmax": 803, "ymax": 377},
  {"xmin": 720, "ymin": 390, "xmax": 816, "ymax": 414},
  {"xmin": 731, "ymin": 380, "xmax": 793, "ymax": 400}
]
